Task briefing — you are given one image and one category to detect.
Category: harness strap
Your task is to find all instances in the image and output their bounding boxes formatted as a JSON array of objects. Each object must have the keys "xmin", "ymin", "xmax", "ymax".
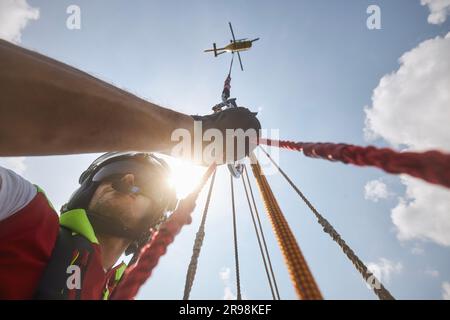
[{"xmin": 34, "ymin": 227, "xmax": 94, "ymax": 300}]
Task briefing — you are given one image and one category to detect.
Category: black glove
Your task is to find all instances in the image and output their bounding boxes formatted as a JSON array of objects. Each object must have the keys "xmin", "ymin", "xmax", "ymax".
[{"xmin": 190, "ymin": 107, "xmax": 261, "ymax": 165}]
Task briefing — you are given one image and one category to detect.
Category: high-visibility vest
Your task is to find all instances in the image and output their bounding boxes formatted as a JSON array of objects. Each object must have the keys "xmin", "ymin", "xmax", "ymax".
[{"xmin": 0, "ymin": 187, "xmax": 126, "ymax": 300}]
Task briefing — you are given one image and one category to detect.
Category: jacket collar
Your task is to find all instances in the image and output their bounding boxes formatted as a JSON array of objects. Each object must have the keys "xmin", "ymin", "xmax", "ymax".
[{"xmin": 59, "ymin": 209, "xmax": 99, "ymax": 244}]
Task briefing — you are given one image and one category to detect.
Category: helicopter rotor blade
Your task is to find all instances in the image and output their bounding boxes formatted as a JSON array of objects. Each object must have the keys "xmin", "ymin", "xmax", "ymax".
[
  {"xmin": 229, "ymin": 22, "xmax": 237, "ymax": 42},
  {"xmin": 237, "ymin": 51, "xmax": 244, "ymax": 71}
]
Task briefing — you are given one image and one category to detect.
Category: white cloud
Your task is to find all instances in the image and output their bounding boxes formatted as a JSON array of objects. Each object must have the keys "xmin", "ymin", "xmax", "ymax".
[
  {"xmin": 223, "ymin": 286, "xmax": 237, "ymax": 300},
  {"xmin": 425, "ymin": 267, "xmax": 439, "ymax": 277},
  {"xmin": 219, "ymin": 267, "xmax": 248, "ymax": 300},
  {"xmin": 219, "ymin": 267, "xmax": 237, "ymax": 300},
  {"xmin": 442, "ymin": 281, "xmax": 450, "ymax": 300},
  {"xmin": 392, "ymin": 176, "xmax": 450, "ymax": 246},
  {"xmin": 364, "ymin": 33, "xmax": 450, "ymax": 248},
  {"xmin": 0, "ymin": 0, "xmax": 39, "ymax": 44},
  {"xmin": 367, "ymin": 258, "xmax": 403, "ymax": 284},
  {"xmin": 219, "ymin": 267, "xmax": 231, "ymax": 282},
  {"xmin": 421, "ymin": 0, "xmax": 450, "ymax": 24},
  {"xmin": 364, "ymin": 179, "xmax": 390, "ymax": 202},
  {"xmin": 411, "ymin": 244, "xmax": 425, "ymax": 255},
  {"xmin": 442, "ymin": 282, "xmax": 450, "ymax": 300},
  {"xmin": 364, "ymin": 33, "xmax": 450, "ymax": 151},
  {"xmin": 0, "ymin": 157, "xmax": 27, "ymax": 175}
]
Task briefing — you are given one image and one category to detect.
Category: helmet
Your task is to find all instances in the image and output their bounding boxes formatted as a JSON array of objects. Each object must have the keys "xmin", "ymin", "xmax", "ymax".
[{"xmin": 62, "ymin": 152, "xmax": 177, "ymax": 252}]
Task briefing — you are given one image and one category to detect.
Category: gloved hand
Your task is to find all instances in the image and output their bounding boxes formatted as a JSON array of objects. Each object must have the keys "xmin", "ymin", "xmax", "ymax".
[{"xmin": 190, "ymin": 107, "xmax": 261, "ymax": 165}]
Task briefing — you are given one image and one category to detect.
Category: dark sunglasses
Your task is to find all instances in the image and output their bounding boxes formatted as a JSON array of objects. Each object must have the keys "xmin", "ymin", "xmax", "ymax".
[
  {"xmin": 111, "ymin": 179, "xmax": 140, "ymax": 195},
  {"xmin": 88, "ymin": 156, "xmax": 178, "ymax": 212},
  {"xmin": 110, "ymin": 175, "xmax": 161, "ymax": 199},
  {"xmin": 110, "ymin": 176, "xmax": 177, "ymax": 212}
]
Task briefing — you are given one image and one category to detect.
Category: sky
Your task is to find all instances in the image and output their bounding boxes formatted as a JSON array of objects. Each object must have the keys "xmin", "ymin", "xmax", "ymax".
[{"xmin": 0, "ymin": 0, "xmax": 450, "ymax": 300}]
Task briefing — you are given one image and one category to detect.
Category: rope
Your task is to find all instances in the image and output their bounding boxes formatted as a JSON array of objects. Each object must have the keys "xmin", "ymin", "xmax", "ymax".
[
  {"xmin": 258, "ymin": 146, "xmax": 395, "ymax": 300},
  {"xmin": 249, "ymin": 154, "xmax": 323, "ymax": 300},
  {"xmin": 110, "ymin": 164, "xmax": 217, "ymax": 300},
  {"xmin": 228, "ymin": 53, "xmax": 234, "ymax": 76},
  {"xmin": 230, "ymin": 174, "xmax": 242, "ymax": 300},
  {"xmin": 241, "ymin": 167, "xmax": 279, "ymax": 299},
  {"xmin": 243, "ymin": 165, "xmax": 281, "ymax": 299},
  {"xmin": 259, "ymin": 138, "xmax": 450, "ymax": 189},
  {"xmin": 183, "ymin": 169, "xmax": 217, "ymax": 300}
]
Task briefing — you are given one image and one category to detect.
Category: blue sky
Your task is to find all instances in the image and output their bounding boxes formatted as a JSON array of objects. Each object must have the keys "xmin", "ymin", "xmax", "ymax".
[{"xmin": 1, "ymin": 0, "xmax": 450, "ymax": 299}]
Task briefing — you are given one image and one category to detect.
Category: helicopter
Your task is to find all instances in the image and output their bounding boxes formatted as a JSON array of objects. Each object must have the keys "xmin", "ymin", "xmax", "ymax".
[{"xmin": 204, "ymin": 22, "xmax": 259, "ymax": 71}]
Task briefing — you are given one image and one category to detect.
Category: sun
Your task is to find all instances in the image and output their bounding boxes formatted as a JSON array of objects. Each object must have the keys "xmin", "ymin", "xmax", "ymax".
[{"xmin": 162, "ymin": 156, "xmax": 208, "ymax": 199}]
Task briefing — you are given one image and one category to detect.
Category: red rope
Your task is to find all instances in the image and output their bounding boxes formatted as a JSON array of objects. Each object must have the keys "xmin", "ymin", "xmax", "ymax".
[
  {"xmin": 111, "ymin": 164, "xmax": 216, "ymax": 300},
  {"xmin": 259, "ymin": 138, "xmax": 450, "ymax": 189}
]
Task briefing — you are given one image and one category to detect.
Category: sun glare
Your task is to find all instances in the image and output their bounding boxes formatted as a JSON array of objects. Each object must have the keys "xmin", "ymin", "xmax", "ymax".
[{"xmin": 163, "ymin": 156, "xmax": 208, "ymax": 199}]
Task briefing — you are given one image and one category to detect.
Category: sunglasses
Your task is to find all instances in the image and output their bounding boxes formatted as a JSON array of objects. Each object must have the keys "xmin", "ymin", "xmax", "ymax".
[
  {"xmin": 88, "ymin": 156, "xmax": 177, "ymax": 212},
  {"xmin": 111, "ymin": 179, "xmax": 144, "ymax": 196},
  {"xmin": 109, "ymin": 175, "xmax": 176, "ymax": 212},
  {"xmin": 110, "ymin": 174, "xmax": 161, "ymax": 198}
]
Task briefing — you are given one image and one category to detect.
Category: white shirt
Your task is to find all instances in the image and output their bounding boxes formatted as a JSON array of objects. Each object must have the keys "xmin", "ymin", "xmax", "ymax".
[{"xmin": 0, "ymin": 166, "xmax": 37, "ymax": 222}]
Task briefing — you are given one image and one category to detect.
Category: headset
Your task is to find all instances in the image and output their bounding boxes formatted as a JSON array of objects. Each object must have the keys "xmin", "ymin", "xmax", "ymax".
[{"xmin": 61, "ymin": 152, "xmax": 178, "ymax": 255}]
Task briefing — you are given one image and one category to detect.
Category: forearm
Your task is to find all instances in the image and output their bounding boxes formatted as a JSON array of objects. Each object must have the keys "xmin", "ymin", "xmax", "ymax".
[{"xmin": 0, "ymin": 39, "xmax": 194, "ymax": 157}]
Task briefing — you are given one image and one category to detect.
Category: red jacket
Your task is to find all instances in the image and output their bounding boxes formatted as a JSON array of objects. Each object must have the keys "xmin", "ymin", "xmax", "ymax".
[{"xmin": 0, "ymin": 188, "xmax": 126, "ymax": 299}]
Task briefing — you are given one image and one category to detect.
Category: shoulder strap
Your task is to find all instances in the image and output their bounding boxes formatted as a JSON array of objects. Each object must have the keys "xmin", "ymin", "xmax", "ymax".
[{"xmin": 34, "ymin": 226, "xmax": 94, "ymax": 300}]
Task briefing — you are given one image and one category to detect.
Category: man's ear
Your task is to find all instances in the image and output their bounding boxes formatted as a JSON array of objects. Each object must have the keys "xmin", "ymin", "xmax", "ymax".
[
  {"xmin": 87, "ymin": 182, "xmax": 109, "ymax": 210},
  {"xmin": 120, "ymin": 173, "xmax": 135, "ymax": 186}
]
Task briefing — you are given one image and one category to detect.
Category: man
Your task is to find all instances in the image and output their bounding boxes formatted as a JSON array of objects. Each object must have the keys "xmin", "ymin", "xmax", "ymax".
[
  {"xmin": 0, "ymin": 39, "xmax": 260, "ymax": 299},
  {"xmin": 0, "ymin": 151, "xmax": 177, "ymax": 299}
]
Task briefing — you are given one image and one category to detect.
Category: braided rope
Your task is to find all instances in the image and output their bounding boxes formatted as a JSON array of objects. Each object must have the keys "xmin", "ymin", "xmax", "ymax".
[
  {"xmin": 241, "ymin": 168, "xmax": 279, "ymax": 299},
  {"xmin": 183, "ymin": 170, "xmax": 217, "ymax": 300},
  {"xmin": 250, "ymin": 154, "xmax": 323, "ymax": 300},
  {"xmin": 259, "ymin": 146, "xmax": 395, "ymax": 300},
  {"xmin": 243, "ymin": 165, "xmax": 281, "ymax": 299},
  {"xmin": 259, "ymin": 138, "xmax": 450, "ymax": 189},
  {"xmin": 230, "ymin": 174, "xmax": 242, "ymax": 300}
]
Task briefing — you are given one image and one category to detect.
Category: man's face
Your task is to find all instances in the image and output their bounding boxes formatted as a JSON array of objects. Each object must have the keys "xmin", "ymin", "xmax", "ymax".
[{"xmin": 87, "ymin": 173, "xmax": 162, "ymax": 234}]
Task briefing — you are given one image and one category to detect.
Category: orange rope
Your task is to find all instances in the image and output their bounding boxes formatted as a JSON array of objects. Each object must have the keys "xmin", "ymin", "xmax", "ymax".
[{"xmin": 250, "ymin": 154, "xmax": 322, "ymax": 300}]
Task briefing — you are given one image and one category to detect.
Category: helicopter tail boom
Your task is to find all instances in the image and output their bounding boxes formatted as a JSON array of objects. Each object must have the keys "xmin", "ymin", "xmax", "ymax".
[{"xmin": 204, "ymin": 43, "xmax": 227, "ymax": 57}]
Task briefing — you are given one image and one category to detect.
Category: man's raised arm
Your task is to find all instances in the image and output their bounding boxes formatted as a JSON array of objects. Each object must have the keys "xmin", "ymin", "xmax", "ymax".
[{"xmin": 0, "ymin": 39, "xmax": 194, "ymax": 157}]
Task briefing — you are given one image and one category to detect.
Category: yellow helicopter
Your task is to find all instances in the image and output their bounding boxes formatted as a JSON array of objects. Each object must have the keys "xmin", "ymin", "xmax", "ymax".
[{"xmin": 204, "ymin": 22, "xmax": 259, "ymax": 71}]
